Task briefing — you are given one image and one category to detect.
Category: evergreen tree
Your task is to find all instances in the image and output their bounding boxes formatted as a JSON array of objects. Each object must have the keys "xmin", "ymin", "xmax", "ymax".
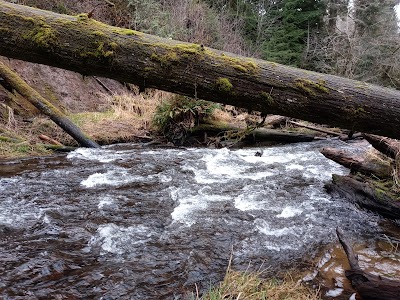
[{"xmin": 262, "ymin": 0, "xmax": 326, "ymax": 67}]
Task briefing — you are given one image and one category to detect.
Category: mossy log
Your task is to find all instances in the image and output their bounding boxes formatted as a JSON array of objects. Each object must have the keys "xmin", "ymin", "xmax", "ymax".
[
  {"xmin": 42, "ymin": 144, "xmax": 77, "ymax": 152},
  {"xmin": 326, "ymin": 174, "xmax": 400, "ymax": 219},
  {"xmin": 0, "ymin": 61, "xmax": 99, "ymax": 148},
  {"xmin": 320, "ymin": 147, "xmax": 392, "ymax": 178},
  {"xmin": 336, "ymin": 227, "xmax": 400, "ymax": 300},
  {"xmin": 1, "ymin": 2, "xmax": 400, "ymax": 139}
]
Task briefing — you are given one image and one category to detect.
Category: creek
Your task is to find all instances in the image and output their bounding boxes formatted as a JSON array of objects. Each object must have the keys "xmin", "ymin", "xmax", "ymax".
[{"xmin": 0, "ymin": 140, "xmax": 399, "ymax": 299}]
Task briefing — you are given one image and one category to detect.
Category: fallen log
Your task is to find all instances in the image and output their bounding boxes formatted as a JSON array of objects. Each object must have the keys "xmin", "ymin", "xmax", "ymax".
[
  {"xmin": 363, "ymin": 134, "xmax": 400, "ymax": 160},
  {"xmin": 245, "ymin": 128, "xmax": 316, "ymax": 143},
  {"xmin": 288, "ymin": 121, "xmax": 342, "ymax": 136},
  {"xmin": 339, "ymin": 132, "xmax": 363, "ymax": 141},
  {"xmin": 42, "ymin": 144, "xmax": 77, "ymax": 152},
  {"xmin": 190, "ymin": 124, "xmax": 316, "ymax": 146},
  {"xmin": 326, "ymin": 174, "xmax": 400, "ymax": 219},
  {"xmin": 320, "ymin": 147, "xmax": 391, "ymax": 178},
  {"xmin": 1, "ymin": 1, "xmax": 400, "ymax": 139},
  {"xmin": 0, "ymin": 61, "xmax": 100, "ymax": 148},
  {"xmin": 336, "ymin": 227, "xmax": 400, "ymax": 300}
]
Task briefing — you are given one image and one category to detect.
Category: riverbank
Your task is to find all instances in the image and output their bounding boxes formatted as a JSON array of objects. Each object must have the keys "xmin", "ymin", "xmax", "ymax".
[{"xmin": 0, "ymin": 89, "xmax": 167, "ymax": 159}]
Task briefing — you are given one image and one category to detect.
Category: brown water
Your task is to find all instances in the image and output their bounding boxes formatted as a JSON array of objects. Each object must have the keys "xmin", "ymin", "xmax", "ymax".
[{"xmin": 0, "ymin": 140, "xmax": 399, "ymax": 299}]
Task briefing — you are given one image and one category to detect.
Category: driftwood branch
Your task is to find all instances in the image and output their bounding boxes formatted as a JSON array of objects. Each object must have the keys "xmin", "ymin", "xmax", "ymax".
[
  {"xmin": 288, "ymin": 121, "xmax": 342, "ymax": 136},
  {"xmin": 190, "ymin": 125, "xmax": 317, "ymax": 146},
  {"xmin": 1, "ymin": 1, "xmax": 400, "ymax": 138}
]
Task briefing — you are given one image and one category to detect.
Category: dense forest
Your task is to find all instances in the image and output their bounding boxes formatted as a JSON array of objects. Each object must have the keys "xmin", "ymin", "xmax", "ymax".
[{"xmin": 12, "ymin": 0, "xmax": 400, "ymax": 89}]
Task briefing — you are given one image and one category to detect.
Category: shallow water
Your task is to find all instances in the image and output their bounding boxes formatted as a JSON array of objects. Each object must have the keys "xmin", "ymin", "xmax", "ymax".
[{"xmin": 0, "ymin": 140, "xmax": 399, "ymax": 299}]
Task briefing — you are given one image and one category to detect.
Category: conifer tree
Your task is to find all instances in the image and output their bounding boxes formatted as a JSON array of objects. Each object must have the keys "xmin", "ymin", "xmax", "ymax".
[{"xmin": 262, "ymin": 0, "xmax": 326, "ymax": 67}]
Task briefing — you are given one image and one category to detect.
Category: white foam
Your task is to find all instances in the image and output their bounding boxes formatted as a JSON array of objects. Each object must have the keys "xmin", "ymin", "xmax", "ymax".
[
  {"xmin": 255, "ymin": 219, "xmax": 297, "ymax": 237},
  {"xmin": 188, "ymin": 149, "xmax": 277, "ymax": 184},
  {"xmin": 81, "ymin": 169, "xmax": 151, "ymax": 188},
  {"xmin": 234, "ymin": 191, "xmax": 272, "ymax": 211},
  {"xmin": 285, "ymin": 163, "xmax": 304, "ymax": 170},
  {"xmin": 170, "ymin": 187, "xmax": 231, "ymax": 225},
  {"xmin": 258, "ymin": 226, "xmax": 294, "ymax": 237},
  {"xmin": 68, "ymin": 148, "xmax": 109, "ymax": 162},
  {"xmin": 276, "ymin": 206, "xmax": 303, "ymax": 218},
  {"xmin": 202, "ymin": 149, "xmax": 246, "ymax": 177},
  {"xmin": 265, "ymin": 243, "xmax": 297, "ymax": 251},
  {"xmin": 159, "ymin": 174, "xmax": 172, "ymax": 183},
  {"xmin": 0, "ymin": 197, "xmax": 42, "ymax": 227},
  {"xmin": 98, "ymin": 196, "xmax": 114, "ymax": 209},
  {"xmin": 325, "ymin": 288, "xmax": 343, "ymax": 297},
  {"xmin": 89, "ymin": 223, "xmax": 153, "ymax": 255},
  {"xmin": 234, "ymin": 194, "xmax": 259, "ymax": 211},
  {"xmin": 0, "ymin": 178, "xmax": 18, "ymax": 192}
]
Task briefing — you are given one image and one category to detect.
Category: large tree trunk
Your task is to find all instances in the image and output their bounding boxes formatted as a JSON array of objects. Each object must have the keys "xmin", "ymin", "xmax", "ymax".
[
  {"xmin": 0, "ymin": 61, "xmax": 100, "ymax": 148},
  {"xmin": 1, "ymin": 1, "xmax": 400, "ymax": 139}
]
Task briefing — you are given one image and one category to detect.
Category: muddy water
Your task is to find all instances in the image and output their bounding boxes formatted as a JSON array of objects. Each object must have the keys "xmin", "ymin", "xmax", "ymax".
[{"xmin": 0, "ymin": 140, "xmax": 399, "ymax": 299}]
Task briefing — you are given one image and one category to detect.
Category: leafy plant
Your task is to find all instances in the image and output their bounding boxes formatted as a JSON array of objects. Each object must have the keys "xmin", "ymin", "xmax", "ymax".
[{"xmin": 153, "ymin": 95, "xmax": 220, "ymax": 144}]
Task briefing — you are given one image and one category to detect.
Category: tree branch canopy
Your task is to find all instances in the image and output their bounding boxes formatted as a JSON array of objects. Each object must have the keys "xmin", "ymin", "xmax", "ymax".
[{"xmin": 1, "ymin": 1, "xmax": 400, "ymax": 139}]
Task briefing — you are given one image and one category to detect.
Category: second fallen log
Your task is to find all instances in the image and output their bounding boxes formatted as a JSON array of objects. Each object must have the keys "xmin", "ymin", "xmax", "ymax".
[{"xmin": 0, "ymin": 61, "xmax": 99, "ymax": 148}]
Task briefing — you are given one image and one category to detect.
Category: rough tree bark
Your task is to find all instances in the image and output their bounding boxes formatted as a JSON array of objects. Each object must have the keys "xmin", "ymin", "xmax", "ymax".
[
  {"xmin": 1, "ymin": 1, "xmax": 400, "ymax": 138},
  {"xmin": 320, "ymin": 147, "xmax": 392, "ymax": 178},
  {"xmin": 327, "ymin": 174, "xmax": 400, "ymax": 219},
  {"xmin": 0, "ymin": 61, "xmax": 100, "ymax": 148},
  {"xmin": 362, "ymin": 134, "xmax": 400, "ymax": 159}
]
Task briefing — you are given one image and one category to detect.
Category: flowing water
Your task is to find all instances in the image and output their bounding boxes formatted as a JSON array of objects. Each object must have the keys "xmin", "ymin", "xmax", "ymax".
[{"xmin": 0, "ymin": 140, "xmax": 399, "ymax": 299}]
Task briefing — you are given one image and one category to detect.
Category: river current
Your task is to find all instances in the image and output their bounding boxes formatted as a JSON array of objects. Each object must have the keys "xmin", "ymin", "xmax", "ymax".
[{"xmin": 0, "ymin": 140, "xmax": 399, "ymax": 299}]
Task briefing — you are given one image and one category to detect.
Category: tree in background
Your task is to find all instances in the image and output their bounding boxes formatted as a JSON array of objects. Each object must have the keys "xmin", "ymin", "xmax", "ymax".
[
  {"xmin": 309, "ymin": 0, "xmax": 400, "ymax": 89},
  {"xmin": 262, "ymin": 0, "xmax": 326, "ymax": 67}
]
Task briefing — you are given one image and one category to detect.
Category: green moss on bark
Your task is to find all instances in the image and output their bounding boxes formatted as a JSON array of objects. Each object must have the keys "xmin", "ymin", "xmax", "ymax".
[
  {"xmin": 150, "ymin": 51, "xmax": 179, "ymax": 68},
  {"xmin": 80, "ymin": 41, "xmax": 115, "ymax": 60},
  {"xmin": 216, "ymin": 77, "xmax": 233, "ymax": 93},
  {"xmin": 23, "ymin": 21, "xmax": 57, "ymax": 49},
  {"xmin": 261, "ymin": 91, "xmax": 274, "ymax": 105},
  {"xmin": 294, "ymin": 78, "xmax": 329, "ymax": 96}
]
